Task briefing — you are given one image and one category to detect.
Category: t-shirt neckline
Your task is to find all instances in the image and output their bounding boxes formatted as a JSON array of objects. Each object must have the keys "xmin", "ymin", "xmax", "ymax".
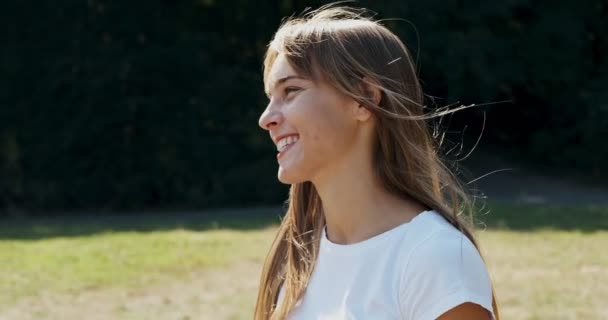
[{"xmin": 320, "ymin": 209, "xmax": 435, "ymax": 255}]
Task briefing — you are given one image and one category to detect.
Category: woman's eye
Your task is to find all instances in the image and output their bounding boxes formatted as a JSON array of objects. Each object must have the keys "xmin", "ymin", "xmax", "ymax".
[{"xmin": 284, "ymin": 87, "xmax": 301, "ymax": 97}]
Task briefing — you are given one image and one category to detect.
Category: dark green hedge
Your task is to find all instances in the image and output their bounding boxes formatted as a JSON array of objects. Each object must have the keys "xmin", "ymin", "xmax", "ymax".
[
  {"xmin": 382, "ymin": 1, "xmax": 608, "ymax": 176},
  {"xmin": 1, "ymin": 0, "xmax": 606, "ymax": 214}
]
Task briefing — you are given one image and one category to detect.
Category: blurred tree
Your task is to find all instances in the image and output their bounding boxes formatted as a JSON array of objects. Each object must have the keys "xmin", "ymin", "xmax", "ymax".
[{"xmin": 0, "ymin": 0, "xmax": 606, "ymax": 214}]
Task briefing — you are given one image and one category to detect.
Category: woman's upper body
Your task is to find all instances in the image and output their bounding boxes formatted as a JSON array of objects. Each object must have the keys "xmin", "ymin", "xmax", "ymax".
[
  {"xmin": 276, "ymin": 209, "xmax": 495, "ymax": 320},
  {"xmin": 255, "ymin": 4, "xmax": 499, "ymax": 320}
]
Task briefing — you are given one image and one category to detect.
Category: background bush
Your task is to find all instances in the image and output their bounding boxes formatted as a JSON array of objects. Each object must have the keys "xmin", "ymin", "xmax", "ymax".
[{"xmin": 1, "ymin": 0, "xmax": 606, "ymax": 214}]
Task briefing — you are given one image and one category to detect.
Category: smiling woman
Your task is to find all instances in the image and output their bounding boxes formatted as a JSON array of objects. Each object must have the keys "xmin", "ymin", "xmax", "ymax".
[
  {"xmin": 255, "ymin": 4, "xmax": 499, "ymax": 320},
  {"xmin": 261, "ymin": 53, "xmax": 363, "ymax": 183}
]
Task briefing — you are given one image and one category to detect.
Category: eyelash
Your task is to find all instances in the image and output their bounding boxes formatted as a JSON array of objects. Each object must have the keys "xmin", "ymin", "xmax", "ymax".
[
  {"xmin": 284, "ymin": 87, "xmax": 300, "ymax": 97},
  {"xmin": 266, "ymin": 87, "xmax": 301, "ymax": 102}
]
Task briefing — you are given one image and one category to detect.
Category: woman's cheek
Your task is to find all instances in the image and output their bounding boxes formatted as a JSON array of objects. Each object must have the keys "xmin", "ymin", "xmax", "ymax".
[{"xmin": 286, "ymin": 99, "xmax": 309, "ymax": 128}]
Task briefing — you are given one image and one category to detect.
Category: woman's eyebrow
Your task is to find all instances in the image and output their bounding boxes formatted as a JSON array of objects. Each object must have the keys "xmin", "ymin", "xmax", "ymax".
[{"xmin": 266, "ymin": 75, "xmax": 306, "ymax": 97}]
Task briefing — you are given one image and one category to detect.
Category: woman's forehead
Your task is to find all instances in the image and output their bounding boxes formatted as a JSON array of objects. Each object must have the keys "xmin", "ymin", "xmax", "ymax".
[
  {"xmin": 267, "ymin": 55, "xmax": 296, "ymax": 83},
  {"xmin": 265, "ymin": 55, "xmax": 310, "ymax": 93}
]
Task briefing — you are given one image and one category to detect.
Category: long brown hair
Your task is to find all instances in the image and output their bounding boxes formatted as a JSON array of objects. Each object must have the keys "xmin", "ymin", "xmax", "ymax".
[{"xmin": 254, "ymin": 5, "xmax": 500, "ymax": 320}]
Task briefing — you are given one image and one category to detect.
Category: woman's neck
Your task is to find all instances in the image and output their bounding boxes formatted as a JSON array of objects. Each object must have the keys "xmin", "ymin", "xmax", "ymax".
[{"xmin": 312, "ymin": 154, "xmax": 426, "ymax": 245}]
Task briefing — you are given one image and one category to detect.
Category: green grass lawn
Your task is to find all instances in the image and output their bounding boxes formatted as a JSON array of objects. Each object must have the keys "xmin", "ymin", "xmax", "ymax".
[{"xmin": 1, "ymin": 204, "xmax": 607, "ymax": 319}]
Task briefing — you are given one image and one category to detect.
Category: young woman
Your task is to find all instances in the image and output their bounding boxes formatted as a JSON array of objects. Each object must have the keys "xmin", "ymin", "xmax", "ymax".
[{"xmin": 255, "ymin": 5, "xmax": 499, "ymax": 320}]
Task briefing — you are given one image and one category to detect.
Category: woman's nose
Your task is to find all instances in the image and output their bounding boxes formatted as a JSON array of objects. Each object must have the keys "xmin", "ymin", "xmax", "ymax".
[{"xmin": 258, "ymin": 104, "xmax": 283, "ymax": 131}]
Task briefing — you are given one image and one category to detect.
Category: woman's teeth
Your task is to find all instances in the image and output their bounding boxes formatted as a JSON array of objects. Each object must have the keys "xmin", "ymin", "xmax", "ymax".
[{"xmin": 277, "ymin": 136, "xmax": 299, "ymax": 152}]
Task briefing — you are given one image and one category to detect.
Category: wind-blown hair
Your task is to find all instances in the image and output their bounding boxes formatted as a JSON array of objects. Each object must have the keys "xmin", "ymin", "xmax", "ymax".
[{"xmin": 254, "ymin": 5, "xmax": 499, "ymax": 320}]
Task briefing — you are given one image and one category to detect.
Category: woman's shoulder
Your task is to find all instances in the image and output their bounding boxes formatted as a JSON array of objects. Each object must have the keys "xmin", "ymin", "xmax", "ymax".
[
  {"xmin": 397, "ymin": 210, "xmax": 487, "ymax": 275},
  {"xmin": 396, "ymin": 211, "xmax": 494, "ymax": 320},
  {"xmin": 395, "ymin": 210, "xmax": 470, "ymax": 251}
]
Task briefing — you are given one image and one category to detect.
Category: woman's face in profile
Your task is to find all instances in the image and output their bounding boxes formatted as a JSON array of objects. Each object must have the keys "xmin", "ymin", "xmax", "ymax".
[{"xmin": 259, "ymin": 54, "xmax": 361, "ymax": 185}]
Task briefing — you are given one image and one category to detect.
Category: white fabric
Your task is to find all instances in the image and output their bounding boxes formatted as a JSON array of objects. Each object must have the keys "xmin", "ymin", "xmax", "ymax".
[{"xmin": 276, "ymin": 210, "xmax": 495, "ymax": 320}]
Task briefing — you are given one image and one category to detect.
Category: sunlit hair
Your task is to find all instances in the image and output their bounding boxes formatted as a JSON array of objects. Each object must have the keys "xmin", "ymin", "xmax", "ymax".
[{"xmin": 254, "ymin": 4, "xmax": 500, "ymax": 320}]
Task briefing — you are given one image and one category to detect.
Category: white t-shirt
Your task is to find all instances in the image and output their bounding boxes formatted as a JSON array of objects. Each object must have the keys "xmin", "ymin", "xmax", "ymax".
[{"xmin": 276, "ymin": 210, "xmax": 495, "ymax": 320}]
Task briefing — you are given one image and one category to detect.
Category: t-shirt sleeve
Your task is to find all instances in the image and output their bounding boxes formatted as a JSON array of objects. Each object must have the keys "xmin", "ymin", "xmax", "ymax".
[{"xmin": 398, "ymin": 229, "xmax": 495, "ymax": 320}]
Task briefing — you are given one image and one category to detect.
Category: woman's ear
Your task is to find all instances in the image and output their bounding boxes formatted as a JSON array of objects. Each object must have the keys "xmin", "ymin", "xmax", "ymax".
[
  {"xmin": 354, "ymin": 103, "xmax": 373, "ymax": 122},
  {"xmin": 360, "ymin": 77, "xmax": 382, "ymax": 106},
  {"xmin": 352, "ymin": 77, "xmax": 380, "ymax": 122}
]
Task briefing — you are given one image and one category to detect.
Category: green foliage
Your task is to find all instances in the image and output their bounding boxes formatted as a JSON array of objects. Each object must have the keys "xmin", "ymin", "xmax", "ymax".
[
  {"xmin": 0, "ymin": 0, "xmax": 606, "ymax": 213},
  {"xmin": 0, "ymin": 0, "xmax": 287, "ymax": 212},
  {"xmin": 374, "ymin": 0, "xmax": 608, "ymax": 174}
]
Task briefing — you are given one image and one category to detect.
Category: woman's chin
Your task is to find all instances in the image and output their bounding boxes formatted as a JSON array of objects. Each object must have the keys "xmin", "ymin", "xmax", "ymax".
[
  {"xmin": 277, "ymin": 170, "xmax": 296, "ymax": 184},
  {"xmin": 277, "ymin": 166, "xmax": 305, "ymax": 184}
]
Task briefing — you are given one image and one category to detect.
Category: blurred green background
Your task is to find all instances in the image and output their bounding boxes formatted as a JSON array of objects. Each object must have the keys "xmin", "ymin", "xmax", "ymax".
[{"xmin": 1, "ymin": 0, "xmax": 606, "ymax": 213}]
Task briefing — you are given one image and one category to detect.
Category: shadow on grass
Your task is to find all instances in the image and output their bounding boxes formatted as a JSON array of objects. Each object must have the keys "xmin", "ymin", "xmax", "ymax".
[
  {"xmin": 475, "ymin": 202, "xmax": 608, "ymax": 232},
  {"xmin": 0, "ymin": 206, "xmax": 286, "ymax": 240},
  {"xmin": 1, "ymin": 203, "xmax": 607, "ymax": 240}
]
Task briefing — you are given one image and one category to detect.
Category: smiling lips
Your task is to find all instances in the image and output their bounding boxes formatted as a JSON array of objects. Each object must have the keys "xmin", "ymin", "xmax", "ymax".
[{"xmin": 276, "ymin": 135, "xmax": 300, "ymax": 160}]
